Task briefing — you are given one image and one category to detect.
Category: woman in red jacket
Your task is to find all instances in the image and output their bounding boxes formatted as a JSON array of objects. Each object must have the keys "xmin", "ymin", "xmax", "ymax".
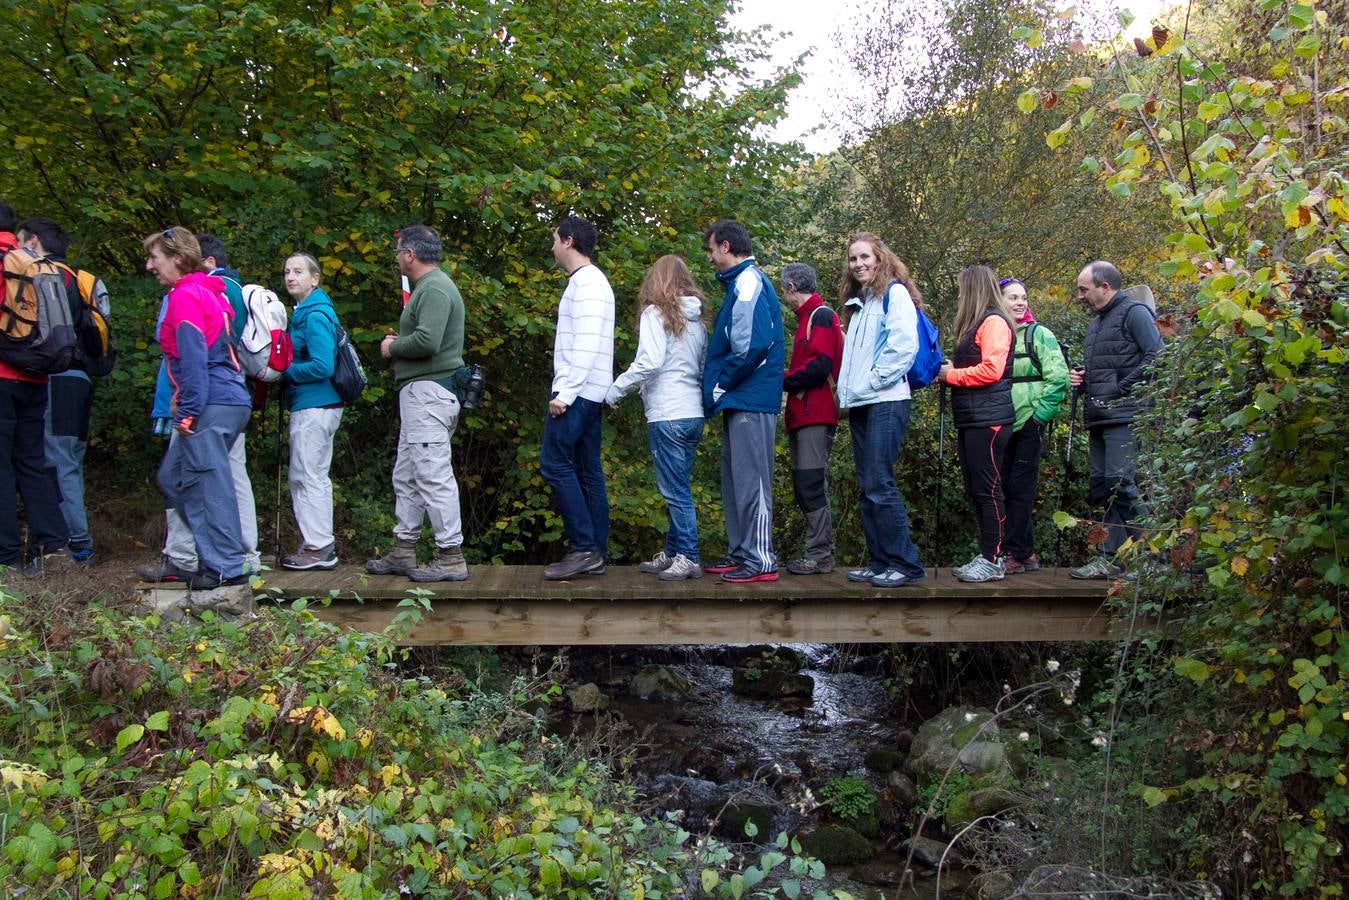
[{"xmin": 937, "ymin": 265, "xmax": 1016, "ymax": 583}]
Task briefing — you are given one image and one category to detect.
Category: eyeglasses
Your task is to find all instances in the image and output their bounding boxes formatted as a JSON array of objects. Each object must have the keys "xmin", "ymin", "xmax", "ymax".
[{"xmin": 394, "ymin": 247, "xmax": 408, "ymax": 259}]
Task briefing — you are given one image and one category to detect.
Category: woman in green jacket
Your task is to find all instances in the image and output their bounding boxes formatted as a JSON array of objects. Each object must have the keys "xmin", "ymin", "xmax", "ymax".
[{"xmin": 999, "ymin": 278, "xmax": 1070, "ymax": 573}]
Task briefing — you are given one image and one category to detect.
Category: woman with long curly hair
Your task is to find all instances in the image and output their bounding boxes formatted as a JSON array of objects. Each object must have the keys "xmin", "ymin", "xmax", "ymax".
[
  {"xmin": 835, "ymin": 232, "xmax": 927, "ymax": 588},
  {"xmin": 605, "ymin": 255, "xmax": 708, "ymax": 580},
  {"xmin": 937, "ymin": 265, "xmax": 1017, "ymax": 582}
]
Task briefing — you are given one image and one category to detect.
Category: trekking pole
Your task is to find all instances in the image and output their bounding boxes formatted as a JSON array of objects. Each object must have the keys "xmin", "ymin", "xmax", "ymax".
[
  {"xmin": 1054, "ymin": 375, "xmax": 1083, "ymax": 572},
  {"xmin": 274, "ymin": 384, "xmax": 285, "ymax": 566},
  {"xmin": 934, "ymin": 384, "xmax": 946, "ymax": 578}
]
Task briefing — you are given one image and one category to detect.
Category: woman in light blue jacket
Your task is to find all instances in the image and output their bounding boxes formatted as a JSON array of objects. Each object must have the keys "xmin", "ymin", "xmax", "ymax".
[
  {"xmin": 836, "ymin": 232, "xmax": 926, "ymax": 589},
  {"xmin": 606, "ymin": 255, "xmax": 707, "ymax": 581}
]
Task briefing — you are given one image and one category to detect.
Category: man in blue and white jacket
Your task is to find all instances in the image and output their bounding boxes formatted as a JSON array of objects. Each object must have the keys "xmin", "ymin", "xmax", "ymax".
[{"xmin": 701, "ymin": 219, "xmax": 784, "ymax": 582}]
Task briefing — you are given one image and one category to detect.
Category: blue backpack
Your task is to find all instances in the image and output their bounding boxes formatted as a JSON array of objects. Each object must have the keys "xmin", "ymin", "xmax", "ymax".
[{"xmin": 882, "ymin": 280, "xmax": 943, "ymax": 389}]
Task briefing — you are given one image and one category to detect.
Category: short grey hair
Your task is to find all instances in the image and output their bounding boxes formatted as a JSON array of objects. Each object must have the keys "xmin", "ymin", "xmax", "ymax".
[
  {"xmin": 780, "ymin": 262, "xmax": 818, "ymax": 296},
  {"xmin": 1087, "ymin": 260, "xmax": 1122, "ymax": 291},
  {"xmin": 399, "ymin": 224, "xmax": 442, "ymax": 264}
]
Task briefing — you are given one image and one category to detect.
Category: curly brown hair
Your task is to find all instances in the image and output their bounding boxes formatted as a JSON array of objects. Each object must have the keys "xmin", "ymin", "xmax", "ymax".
[{"xmin": 837, "ymin": 232, "xmax": 923, "ymax": 326}]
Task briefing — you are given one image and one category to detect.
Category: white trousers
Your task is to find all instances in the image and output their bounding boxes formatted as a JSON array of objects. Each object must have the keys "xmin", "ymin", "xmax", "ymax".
[
  {"xmin": 288, "ymin": 406, "xmax": 343, "ymax": 550},
  {"xmin": 164, "ymin": 429, "xmax": 260, "ymax": 572},
  {"xmin": 392, "ymin": 380, "xmax": 462, "ymax": 549}
]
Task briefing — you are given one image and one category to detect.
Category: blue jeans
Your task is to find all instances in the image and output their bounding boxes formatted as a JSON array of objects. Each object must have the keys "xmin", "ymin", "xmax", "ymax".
[
  {"xmin": 540, "ymin": 396, "xmax": 608, "ymax": 555},
  {"xmin": 848, "ymin": 400, "xmax": 923, "ymax": 577},
  {"xmin": 157, "ymin": 404, "xmax": 250, "ymax": 579},
  {"xmin": 647, "ymin": 417, "xmax": 703, "ymax": 561},
  {"xmin": 45, "ymin": 371, "xmax": 93, "ymax": 550}
]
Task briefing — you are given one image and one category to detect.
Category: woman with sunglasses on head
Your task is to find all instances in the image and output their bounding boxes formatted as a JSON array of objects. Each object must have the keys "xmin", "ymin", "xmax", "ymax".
[
  {"xmin": 997, "ymin": 277, "xmax": 1069, "ymax": 574},
  {"xmin": 143, "ymin": 227, "xmax": 252, "ymax": 589},
  {"xmin": 936, "ymin": 265, "xmax": 1017, "ymax": 583}
]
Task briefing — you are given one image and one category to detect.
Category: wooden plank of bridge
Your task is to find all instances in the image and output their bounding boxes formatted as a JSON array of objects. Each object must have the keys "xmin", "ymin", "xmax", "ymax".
[{"xmin": 140, "ymin": 564, "xmax": 1131, "ymax": 645}]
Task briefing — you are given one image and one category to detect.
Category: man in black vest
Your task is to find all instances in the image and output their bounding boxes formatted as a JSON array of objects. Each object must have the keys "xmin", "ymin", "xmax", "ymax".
[{"xmin": 1068, "ymin": 261, "xmax": 1162, "ymax": 579}]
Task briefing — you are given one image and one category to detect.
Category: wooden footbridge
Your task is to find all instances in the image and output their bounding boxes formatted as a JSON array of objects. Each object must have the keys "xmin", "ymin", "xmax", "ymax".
[{"xmin": 140, "ymin": 565, "xmax": 1134, "ymax": 645}]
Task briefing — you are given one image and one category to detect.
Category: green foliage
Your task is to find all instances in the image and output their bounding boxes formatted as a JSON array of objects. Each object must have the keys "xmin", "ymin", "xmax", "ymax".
[
  {"xmin": 915, "ymin": 770, "xmax": 977, "ymax": 821},
  {"xmin": 1014, "ymin": 0, "xmax": 1348, "ymax": 892},
  {"xmin": 816, "ymin": 775, "xmax": 877, "ymax": 823},
  {"xmin": 0, "ymin": 583, "xmax": 828, "ymax": 896},
  {"xmin": 3, "ymin": 0, "xmax": 802, "ymax": 562}
]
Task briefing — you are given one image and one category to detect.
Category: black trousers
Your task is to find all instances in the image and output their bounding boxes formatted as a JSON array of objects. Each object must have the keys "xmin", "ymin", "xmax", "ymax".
[
  {"xmin": 1001, "ymin": 419, "xmax": 1044, "ymax": 560},
  {"xmin": 956, "ymin": 424, "xmax": 1013, "ymax": 561},
  {"xmin": 0, "ymin": 378, "xmax": 68, "ymax": 566}
]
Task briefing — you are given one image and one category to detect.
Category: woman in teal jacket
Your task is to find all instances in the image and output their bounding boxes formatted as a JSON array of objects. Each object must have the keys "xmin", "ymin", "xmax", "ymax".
[
  {"xmin": 279, "ymin": 253, "xmax": 344, "ymax": 571},
  {"xmin": 999, "ymin": 278, "xmax": 1069, "ymax": 574}
]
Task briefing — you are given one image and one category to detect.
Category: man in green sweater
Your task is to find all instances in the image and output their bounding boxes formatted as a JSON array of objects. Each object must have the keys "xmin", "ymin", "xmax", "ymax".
[{"xmin": 364, "ymin": 225, "xmax": 470, "ymax": 581}]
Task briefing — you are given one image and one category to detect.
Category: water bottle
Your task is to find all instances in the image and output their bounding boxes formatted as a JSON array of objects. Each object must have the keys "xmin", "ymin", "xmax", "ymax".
[{"xmin": 462, "ymin": 364, "xmax": 486, "ymax": 410}]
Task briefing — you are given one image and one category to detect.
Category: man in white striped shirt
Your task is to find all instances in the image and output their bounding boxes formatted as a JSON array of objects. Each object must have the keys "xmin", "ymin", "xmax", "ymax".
[{"xmin": 541, "ymin": 216, "xmax": 615, "ymax": 580}]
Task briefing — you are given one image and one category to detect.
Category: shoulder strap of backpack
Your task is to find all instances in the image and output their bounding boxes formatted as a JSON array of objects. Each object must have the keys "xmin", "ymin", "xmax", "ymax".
[
  {"xmin": 804, "ymin": 304, "xmax": 835, "ymax": 343},
  {"xmin": 1025, "ymin": 322, "xmax": 1041, "ymax": 374}
]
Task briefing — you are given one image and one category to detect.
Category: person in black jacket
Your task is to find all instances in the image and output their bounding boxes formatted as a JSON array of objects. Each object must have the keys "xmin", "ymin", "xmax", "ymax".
[{"xmin": 1068, "ymin": 261, "xmax": 1163, "ymax": 579}]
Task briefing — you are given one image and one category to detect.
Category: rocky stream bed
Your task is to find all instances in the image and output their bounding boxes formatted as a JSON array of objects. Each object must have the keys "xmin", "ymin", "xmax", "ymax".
[{"xmin": 549, "ymin": 644, "xmax": 1037, "ymax": 899}]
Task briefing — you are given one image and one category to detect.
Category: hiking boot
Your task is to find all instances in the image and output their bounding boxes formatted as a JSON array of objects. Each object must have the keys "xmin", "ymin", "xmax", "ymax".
[
  {"xmin": 281, "ymin": 544, "xmax": 338, "ymax": 571},
  {"xmin": 721, "ymin": 565, "xmax": 779, "ymax": 584},
  {"xmin": 23, "ymin": 550, "xmax": 69, "ymax": 578},
  {"xmin": 787, "ymin": 555, "xmax": 834, "ymax": 575},
  {"xmin": 847, "ymin": 566, "xmax": 881, "ymax": 583},
  {"xmin": 955, "ymin": 555, "xmax": 1006, "ymax": 583},
  {"xmin": 135, "ymin": 556, "xmax": 195, "ymax": 583},
  {"xmin": 543, "ymin": 550, "xmax": 605, "ymax": 580},
  {"xmin": 1003, "ymin": 554, "xmax": 1040, "ymax": 575},
  {"xmin": 702, "ymin": 556, "xmax": 738, "ymax": 575},
  {"xmin": 69, "ymin": 547, "xmax": 96, "ymax": 568},
  {"xmin": 364, "ymin": 539, "xmax": 418, "ymax": 576},
  {"xmin": 1070, "ymin": 557, "xmax": 1122, "ymax": 580},
  {"xmin": 187, "ymin": 570, "xmax": 249, "ymax": 591},
  {"xmin": 409, "ymin": 546, "xmax": 470, "ymax": 583},
  {"xmin": 870, "ymin": 567, "xmax": 924, "ymax": 588},
  {"xmin": 658, "ymin": 554, "xmax": 703, "ymax": 581},
  {"xmin": 637, "ymin": 550, "xmax": 674, "ymax": 574}
]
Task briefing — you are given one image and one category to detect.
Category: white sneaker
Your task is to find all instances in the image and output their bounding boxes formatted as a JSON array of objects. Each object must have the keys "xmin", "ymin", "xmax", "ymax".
[
  {"xmin": 638, "ymin": 550, "xmax": 673, "ymax": 574},
  {"xmin": 956, "ymin": 555, "xmax": 1006, "ymax": 583},
  {"xmin": 658, "ymin": 554, "xmax": 704, "ymax": 581}
]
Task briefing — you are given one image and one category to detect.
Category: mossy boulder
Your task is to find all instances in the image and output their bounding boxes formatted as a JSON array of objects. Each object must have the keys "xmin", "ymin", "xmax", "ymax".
[
  {"xmin": 944, "ymin": 785, "xmax": 1020, "ymax": 830},
  {"xmin": 801, "ymin": 824, "xmax": 874, "ymax": 865},
  {"xmin": 567, "ymin": 682, "xmax": 609, "ymax": 712},
  {"xmin": 864, "ymin": 749, "xmax": 907, "ymax": 774},
  {"xmin": 731, "ymin": 667, "xmax": 814, "ymax": 700},
  {"xmin": 908, "ymin": 706, "xmax": 997, "ymax": 780},
  {"xmin": 629, "ymin": 665, "xmax": 692, "ymax": 701}
]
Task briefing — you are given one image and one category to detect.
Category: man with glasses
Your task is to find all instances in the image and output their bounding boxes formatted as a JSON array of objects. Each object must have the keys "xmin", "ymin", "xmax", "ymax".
[{"xmin": 364, "ymin": 225, "xmax": 470, "ymax": 582}]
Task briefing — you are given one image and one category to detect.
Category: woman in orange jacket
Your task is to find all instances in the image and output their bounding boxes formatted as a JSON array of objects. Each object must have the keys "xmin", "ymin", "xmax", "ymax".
[{"xmin": 937, "ymin": 265, "xmax": 1017, "ymax": 583}]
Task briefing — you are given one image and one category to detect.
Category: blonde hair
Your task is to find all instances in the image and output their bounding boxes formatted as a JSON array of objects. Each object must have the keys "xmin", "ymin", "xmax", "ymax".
[
  {"xmin": 638, "ymin": 255, "xmax": 703, "ymax": 339},
  {"xmin": 142, "ymin": 226, "xmax": 202, "ymax": 276},
  {"xmin": 837, "ymin": 232, "xmax": 923, "ymax": 326},
  {"xmin": 953, "ymin": 265, "xmax": 1014, "ymax": 344},
  {"xmin": 285, "ymin": 253, "xmax": 322, "ymax": 283}
]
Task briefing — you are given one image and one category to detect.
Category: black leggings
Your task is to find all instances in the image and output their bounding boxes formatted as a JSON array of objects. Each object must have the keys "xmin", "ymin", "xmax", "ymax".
[
  {"xmin": 1001, "ymin": 420, "xmax": 1044, "ymax": 560},
  {"xmin": 957, "ymin": 424, "xmax": 1013, "ymax": 561}
]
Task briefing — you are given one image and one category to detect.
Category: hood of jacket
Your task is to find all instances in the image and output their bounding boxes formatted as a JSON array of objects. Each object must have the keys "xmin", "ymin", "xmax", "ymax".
[{"xmin": 680, "ymin": 295, "xmax": 702, "ymax": 321}]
